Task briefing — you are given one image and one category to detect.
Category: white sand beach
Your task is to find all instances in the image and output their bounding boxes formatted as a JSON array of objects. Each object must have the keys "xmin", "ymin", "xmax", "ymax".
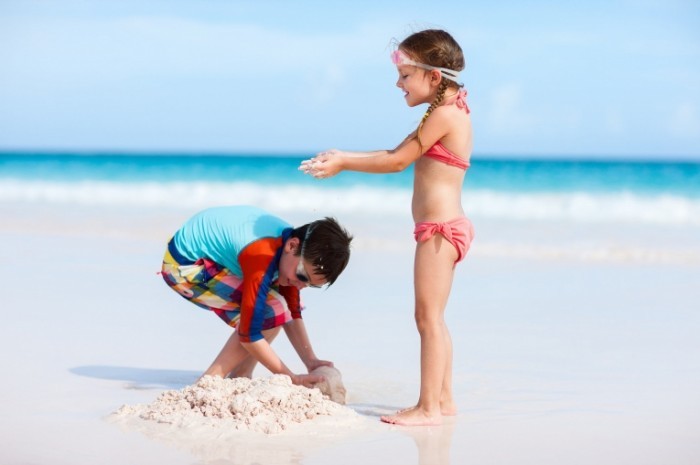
[{"xmin": 1, "ymin": 202, "xmax": 699, "ymax": 465}]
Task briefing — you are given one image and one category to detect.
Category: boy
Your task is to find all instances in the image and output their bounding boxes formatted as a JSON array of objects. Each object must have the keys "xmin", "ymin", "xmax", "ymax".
[{"xmin": 161, "ymin": 205, "xmax": 352, "ymax": 387}]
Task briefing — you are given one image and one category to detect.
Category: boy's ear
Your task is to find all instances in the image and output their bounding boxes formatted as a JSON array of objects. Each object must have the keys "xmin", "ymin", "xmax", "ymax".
[{"xmin": 285, "ymin": 237, "xmax": 301, "ymax": 253}]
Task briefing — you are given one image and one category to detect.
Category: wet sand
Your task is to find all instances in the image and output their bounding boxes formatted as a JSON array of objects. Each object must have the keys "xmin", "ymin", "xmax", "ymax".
[{"xmin": 1, "ymin": 203, "xmax": 699, "ymax": 464}]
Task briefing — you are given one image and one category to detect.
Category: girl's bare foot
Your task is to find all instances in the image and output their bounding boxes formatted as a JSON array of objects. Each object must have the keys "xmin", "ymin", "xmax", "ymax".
[
  {"xmin": 380, "ymin": 406, "xmax": 442, "ymax": 426},
  {"xmin": 395, "ymin": 403, "xmax": 456, "ymax": 416},
  {"xmin": 440, "ymin": 400, "xmax": 457, "ymax": 416}
]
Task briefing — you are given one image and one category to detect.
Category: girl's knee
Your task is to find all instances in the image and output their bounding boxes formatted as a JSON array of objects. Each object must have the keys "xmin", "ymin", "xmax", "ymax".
[{"xmin": 414, "ymin": 310, "xmax": 445, "ymax": 333}]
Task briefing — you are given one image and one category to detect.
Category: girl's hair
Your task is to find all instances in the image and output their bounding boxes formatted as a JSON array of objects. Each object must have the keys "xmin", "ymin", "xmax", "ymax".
[
  {"xmin": 399, "ymin": 29, "xmax": 465, "ymax": 153},
  {"xmin": 290, "ymin": 217, "xmax": 353, "ymax": 286}
]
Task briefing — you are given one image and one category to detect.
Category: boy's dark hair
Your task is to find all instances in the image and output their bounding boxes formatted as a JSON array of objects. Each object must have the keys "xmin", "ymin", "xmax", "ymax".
[{"xmin": 291, "ymin": 217, "xmax": 352, "ymax": 286}]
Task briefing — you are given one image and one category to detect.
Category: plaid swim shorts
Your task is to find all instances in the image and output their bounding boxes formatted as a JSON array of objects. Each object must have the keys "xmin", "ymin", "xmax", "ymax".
[{"xmin": 160, "ymin": 242, "xmax": 294, "ymax": 331}]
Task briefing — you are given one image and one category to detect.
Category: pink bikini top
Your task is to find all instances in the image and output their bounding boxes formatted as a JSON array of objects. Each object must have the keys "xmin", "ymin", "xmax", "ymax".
[{"xmin": 423, "ymin": 90, "xmax": 470, "ymax": 171}]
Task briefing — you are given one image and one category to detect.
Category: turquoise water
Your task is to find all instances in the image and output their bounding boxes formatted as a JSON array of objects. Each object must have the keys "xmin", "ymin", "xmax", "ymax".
[
  {"xmin": 2, "ymin": 152, "xmax": 699, "ymax": 194},
  {"xmin": 2, "ymin": 152, "xmax": 699, "ymax": 224},
  {"xmin": 0, "ymin": 153, "xmax": 407, "ymax": 188}
]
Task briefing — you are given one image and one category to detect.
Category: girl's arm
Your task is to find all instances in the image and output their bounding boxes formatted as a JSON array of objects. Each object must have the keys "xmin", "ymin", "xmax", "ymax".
[
  {"xmin": 301, "ymin": 110, "xmax": 451, "ymax": 178},
  {"xmin": 300, "ymin": 136, "xmax": 419, "ymax": 178},
  {"xmin": 321, "ymin": 149, "xmax": 391, "ymax": 158}
]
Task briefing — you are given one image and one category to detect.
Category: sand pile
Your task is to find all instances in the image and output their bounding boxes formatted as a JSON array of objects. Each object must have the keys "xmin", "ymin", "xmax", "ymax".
[{"xmin": 112, "ymin": 374, "xmax": 355, "ymax": 434}]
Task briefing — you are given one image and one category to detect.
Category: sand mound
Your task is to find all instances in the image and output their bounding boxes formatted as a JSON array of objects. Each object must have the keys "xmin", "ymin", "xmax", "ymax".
[{"xmin": 112, "ymin": 374, "xmax": 356, "ymax": 434}]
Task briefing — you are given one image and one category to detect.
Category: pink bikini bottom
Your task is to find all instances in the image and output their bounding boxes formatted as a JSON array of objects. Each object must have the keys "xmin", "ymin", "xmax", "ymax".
[{"xmin": 413, "ymin": 216, "xmax": 475, "ymax": 264}]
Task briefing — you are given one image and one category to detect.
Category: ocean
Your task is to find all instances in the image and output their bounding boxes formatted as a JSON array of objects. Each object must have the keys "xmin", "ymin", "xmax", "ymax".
[{"xmin": 1, "ymin": 152, "xmax": 699, "ymax": 225}]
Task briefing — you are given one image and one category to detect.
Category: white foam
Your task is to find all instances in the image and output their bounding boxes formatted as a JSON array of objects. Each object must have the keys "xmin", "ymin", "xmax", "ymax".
[
  {"xmin": 467, "ymin": 190, "xmax": 700, "ymax": 225},
  {"xmin": 1, "ymin": 179, "xmax": 699, "ymax": 225}
]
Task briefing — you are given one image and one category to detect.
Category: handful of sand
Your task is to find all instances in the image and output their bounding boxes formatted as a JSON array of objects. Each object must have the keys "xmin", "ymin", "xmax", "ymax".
[
  {"xmin": 112, "ymin": 374, "xmax": 354, "ymax": 434},
  {"xmin": 310, "ymin": 366, "xmax": 347, "ymax": 404}
]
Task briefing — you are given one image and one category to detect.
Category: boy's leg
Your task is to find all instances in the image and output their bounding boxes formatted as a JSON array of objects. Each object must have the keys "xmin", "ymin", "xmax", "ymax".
[
  {"xmin": 382, "ymin": 233, "xmax": 456, "ymax": 426},
  {"xmin": 202, "ymin": 326, "xmax": 282, "ymax": 378},
  {"xmin": 202, "ymin": 330, "xmax": 247, "ymax": 378},
  {"xmin": 227, "ymin": 326, "xmax": 282, "ymax": 378}
]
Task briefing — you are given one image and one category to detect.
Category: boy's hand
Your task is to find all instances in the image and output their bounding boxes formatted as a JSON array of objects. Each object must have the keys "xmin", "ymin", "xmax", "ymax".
[
  {"xmin": 292, "ymin": 373, "xmax": 325, "ymax": 388},
  {"xmin": 306, "ymin": 358, "xmax": 334, "ymax": 372}
]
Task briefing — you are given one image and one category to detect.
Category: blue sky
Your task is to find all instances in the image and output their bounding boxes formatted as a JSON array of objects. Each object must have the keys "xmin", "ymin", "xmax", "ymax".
[{"xmin": 1, "ymin": 0, "xmax": 699, "ymax": 159}]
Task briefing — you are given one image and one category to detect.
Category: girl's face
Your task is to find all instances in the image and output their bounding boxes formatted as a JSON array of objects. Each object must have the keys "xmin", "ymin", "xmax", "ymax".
[
  {"xmin": 396, "ymin": 59, "xmax": 440, "ymax": 107},
  {"xmin": 395, "ymin": 64, "xmax": 433, "ymax": 107}
]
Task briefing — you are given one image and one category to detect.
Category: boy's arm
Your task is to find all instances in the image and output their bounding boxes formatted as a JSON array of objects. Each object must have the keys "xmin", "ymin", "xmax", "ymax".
[
  {"xmin": 242, "ymin": 339, "xmax": 324, "ymax": 387},
  {"xmin": 237, "ymin": 236, "xmax": 292, "ymax": 342},
  {"xmin": 237, "ymin": 238, "xmax": 324, "ymax": 386},
  {"xmin": 278, "ymin": 285, "xmax": 302, "ymax": 319},
  {"xmin": 283, "ymin": 318, "xmax": 334, "ymax": 372}
]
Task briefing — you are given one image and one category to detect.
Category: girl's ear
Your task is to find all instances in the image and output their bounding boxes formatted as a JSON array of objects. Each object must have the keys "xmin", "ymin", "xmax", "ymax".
[{"xmin": 429, "ymin": 69, "xmax": 442, "ymax": 87}]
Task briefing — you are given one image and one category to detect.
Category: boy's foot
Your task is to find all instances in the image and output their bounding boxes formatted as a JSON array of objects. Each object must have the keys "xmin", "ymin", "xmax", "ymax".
[{"xmin": 380, "ymin": 406, "xmax": 442, "ymax": 426}]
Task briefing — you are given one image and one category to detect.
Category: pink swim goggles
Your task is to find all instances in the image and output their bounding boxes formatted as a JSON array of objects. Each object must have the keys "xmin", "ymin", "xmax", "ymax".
[{"xmin": 391, "ymin": 49, "xmax": 462, "ymax": 84}]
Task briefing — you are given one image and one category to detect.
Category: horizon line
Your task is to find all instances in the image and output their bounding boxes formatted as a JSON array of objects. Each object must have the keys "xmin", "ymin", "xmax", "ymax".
[{"xmin": 1, "ymin": 148, "xmax": 699, "ymax": 164}]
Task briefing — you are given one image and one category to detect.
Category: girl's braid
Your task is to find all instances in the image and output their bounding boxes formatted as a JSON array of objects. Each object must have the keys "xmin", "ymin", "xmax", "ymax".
[{"xmin": 415, "ymin": 74, "xmax": 451, "ymax": 153}]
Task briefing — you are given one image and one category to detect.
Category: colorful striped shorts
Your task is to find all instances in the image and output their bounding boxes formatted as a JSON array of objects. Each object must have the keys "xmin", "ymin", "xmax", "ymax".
[{"xmin": 160, "ymin": 241, "xmax": 294, "ymax": 331}]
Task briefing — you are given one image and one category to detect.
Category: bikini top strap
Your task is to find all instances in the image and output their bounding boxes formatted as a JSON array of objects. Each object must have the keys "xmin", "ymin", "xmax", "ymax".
[{"xmin": 443, "ymin": 89, "xmax": 470, "ymax": 114}]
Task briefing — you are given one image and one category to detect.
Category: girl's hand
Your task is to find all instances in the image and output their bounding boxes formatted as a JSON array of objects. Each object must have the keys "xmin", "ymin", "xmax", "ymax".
[{"xmin": 299, "ymin": 149, "xmax": 343, "ymax": 179}]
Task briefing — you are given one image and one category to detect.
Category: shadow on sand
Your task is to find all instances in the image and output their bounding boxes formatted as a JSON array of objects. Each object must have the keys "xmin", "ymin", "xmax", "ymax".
[{"xmin": 70, "ymin": 365, "xmax": 199, "ymax": 390}]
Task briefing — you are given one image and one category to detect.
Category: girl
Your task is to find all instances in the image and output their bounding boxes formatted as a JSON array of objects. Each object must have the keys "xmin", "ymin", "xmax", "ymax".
[{"xmin": 300, "ymin": 29, "xmax": 474, "ymax": 426}]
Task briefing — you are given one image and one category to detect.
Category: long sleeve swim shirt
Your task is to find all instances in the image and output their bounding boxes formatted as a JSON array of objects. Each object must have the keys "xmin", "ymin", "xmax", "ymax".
[{"xmin": 172, "ymin": 205, "xmax": 302, "ymax": 342}]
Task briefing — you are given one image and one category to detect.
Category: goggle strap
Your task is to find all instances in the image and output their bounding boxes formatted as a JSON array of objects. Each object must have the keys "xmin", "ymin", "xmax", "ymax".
[{"xmin": 393, "ymin": 51, "xmax": 462, "ymax": 85}]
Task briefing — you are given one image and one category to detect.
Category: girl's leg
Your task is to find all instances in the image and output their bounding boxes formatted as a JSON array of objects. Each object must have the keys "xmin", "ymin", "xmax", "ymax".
[
  {"xmin": 203, "ymin": 326, "xmax": 282, "ymax": 378},
  {"xmin": 395, "ymin": 317, "xmax": 456, "ymax": 415},
  {"xmin": 382, "ymin": 233, "xmax": 457, "ymax": 426},
  {"xmin": 441, "ymin": 324, "xmax": 457, "ymax": 415}
]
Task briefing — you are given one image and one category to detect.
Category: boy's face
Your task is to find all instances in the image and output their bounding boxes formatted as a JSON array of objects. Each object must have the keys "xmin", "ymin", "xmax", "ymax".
[{"xmin": 279, "ymin": 237, "xmax": 327, "ymax": 289}]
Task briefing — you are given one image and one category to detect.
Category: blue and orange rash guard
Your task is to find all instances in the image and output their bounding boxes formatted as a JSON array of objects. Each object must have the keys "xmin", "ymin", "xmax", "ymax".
[
  {"xmin": 236, "ymin": 234, "xmax": 302, "ymax": 342},
  {"xmin": 172, "ymin": 206, "xmax": 302, "ymax": 343}
]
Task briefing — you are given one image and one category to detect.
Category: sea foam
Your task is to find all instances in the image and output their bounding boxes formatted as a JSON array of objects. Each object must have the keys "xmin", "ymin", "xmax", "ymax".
[{"xmin": 1, "ymin": 179, "xmax": 699, "ymax": 226}]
